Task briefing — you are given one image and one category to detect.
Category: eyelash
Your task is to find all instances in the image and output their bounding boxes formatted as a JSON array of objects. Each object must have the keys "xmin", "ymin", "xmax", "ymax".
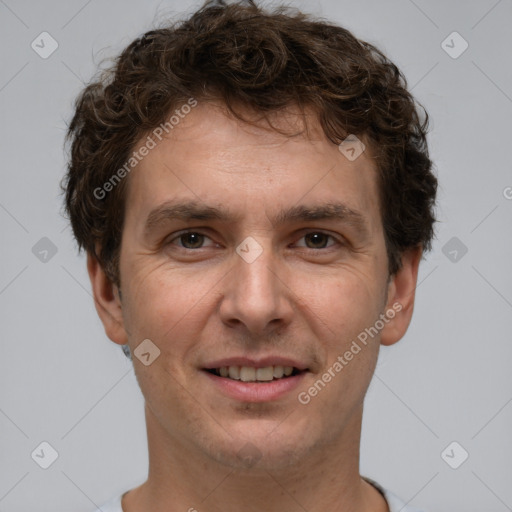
[{"xmin": 166, "ymin": 230, "xmax": 342, "ymax": 251}]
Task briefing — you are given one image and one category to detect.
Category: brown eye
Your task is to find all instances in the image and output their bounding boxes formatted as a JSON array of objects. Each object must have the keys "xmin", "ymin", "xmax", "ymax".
[
  {"xmin": 301, "ymin": 232, "xmax": 335, "ymax": 249},
  {"xmin": 174, "ymin": 232, "xmax": 207, "ymax": 249}
]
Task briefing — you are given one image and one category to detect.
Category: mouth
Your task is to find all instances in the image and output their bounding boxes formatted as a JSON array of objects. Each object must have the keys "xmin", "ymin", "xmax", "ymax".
[
  {"xmin": 203, "ymin": 365, "xmax": 306, "ymax": 382},
  {"xmin": 201, "ymin": 364, "xmax": 309, "ymax": 402}
]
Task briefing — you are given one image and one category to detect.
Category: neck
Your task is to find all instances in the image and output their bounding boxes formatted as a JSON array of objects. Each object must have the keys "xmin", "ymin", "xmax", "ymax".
[{"xmin": 122, "ymin": 402, "xmax": 388, "ymax": 512}]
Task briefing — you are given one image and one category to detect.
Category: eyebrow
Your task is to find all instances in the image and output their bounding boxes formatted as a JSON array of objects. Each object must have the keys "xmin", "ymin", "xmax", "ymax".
[{"xmin": 143, "ymin": 199, "xmax": 369, "ymax": 238}]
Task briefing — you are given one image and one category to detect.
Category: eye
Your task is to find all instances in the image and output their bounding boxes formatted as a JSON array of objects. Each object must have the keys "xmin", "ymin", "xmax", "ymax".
[
  {"xmin": 166, "ymin": 230, "xmax": 341, "ymax": 251},
  {"xmin": 294, "ymin": 232, "xmax": 339, "ymax": 250},
  {"xmin": 169, "ymin": 231, "xmax": 215, "ymax": 249}
]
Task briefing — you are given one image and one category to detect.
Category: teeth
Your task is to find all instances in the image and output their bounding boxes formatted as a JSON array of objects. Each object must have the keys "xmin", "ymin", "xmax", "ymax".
[
  {"xmin": 213, "ymin": 365, "xmax": 298, "ymax": 382},
  {"xmin": 273, "ymin": 365, "xmax": 284, "ymax": 378},
  {"xmin": 239, "ymin": 366, "xmax": 256, "ymax": 382},
  {"xmin": 228, "ymin": 366, "xmax": 240, "ymax": 380},
  {"xmin": 256, "ymin": 367, "xmax": 274, "ymax": 381}
]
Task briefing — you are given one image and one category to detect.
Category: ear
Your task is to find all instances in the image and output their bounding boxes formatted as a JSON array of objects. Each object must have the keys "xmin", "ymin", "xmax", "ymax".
[
  {"xmin": 380, "ymin": 246, "xmax": 422, "ymax": 347},
  {"xmin": 87, "ymin": 251, "xmax": 128, "ymax": 345}
]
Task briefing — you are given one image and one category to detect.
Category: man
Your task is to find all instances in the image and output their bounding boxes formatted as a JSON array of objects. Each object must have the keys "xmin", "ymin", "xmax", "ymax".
[{"xmin": 63, "ymin": 1, "xmax": 437, "ymax": 510}]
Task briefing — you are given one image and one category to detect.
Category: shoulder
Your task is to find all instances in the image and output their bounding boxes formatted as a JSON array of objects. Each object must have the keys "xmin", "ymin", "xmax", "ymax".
[
  {"xmin": 363, "ymin": 476, "xmax": 428, "ymax": 512},
  {"xmin": 93, "ymin": 494, "xmax": 123, "ymax": 512}
]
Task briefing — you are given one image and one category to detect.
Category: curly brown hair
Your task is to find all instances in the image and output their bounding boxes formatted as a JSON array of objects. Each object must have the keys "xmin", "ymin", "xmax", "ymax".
[{"xmin": 63, "ymin": 0, "xmax": 437, "ymax": 286}]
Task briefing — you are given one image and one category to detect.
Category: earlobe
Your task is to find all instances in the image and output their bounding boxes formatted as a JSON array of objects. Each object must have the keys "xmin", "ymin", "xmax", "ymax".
[
  {"xmin": 86, "ymin": 252, "xmax": 128, "ymax": 345},
  {"xmin": 380, "ymin": 247, "xmax": 422, "ymax": 347}
]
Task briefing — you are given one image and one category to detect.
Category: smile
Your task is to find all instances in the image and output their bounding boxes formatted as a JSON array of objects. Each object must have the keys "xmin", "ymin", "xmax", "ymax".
[
  {"xmin": 206, "ymin": 365, "xmax": 302, "ymax": 382},
  {"xmin": 202, "ymin": 366, "xmax": 309, "ymax": 402}
]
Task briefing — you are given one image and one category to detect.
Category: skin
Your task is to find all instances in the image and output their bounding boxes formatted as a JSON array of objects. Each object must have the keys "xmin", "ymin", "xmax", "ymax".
[{"xmin": 88, "ymin": 101, "xmax": 421, "ymax": 512}]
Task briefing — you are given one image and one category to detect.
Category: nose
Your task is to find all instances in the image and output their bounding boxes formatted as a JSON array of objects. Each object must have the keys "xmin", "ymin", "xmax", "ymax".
[{"xmin": 219, "ymin": 239, "xmax": 294, "ymax": 336}]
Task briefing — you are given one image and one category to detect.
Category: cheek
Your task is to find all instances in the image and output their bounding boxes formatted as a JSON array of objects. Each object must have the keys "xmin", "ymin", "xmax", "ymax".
[
  {"xmin": 302, "ymin": 267, "xmax": 384, "ymax": 333},
  {"xmin": 301, "ymin": 269, "xmax": 386, "ymax": 390},
  {"xmin": 299, "ymin": 274, "xmax": 383, "ymax": 407},
  {"xmin": 121, "ymin": 263, "xmax": 217, "ymax": 356}
]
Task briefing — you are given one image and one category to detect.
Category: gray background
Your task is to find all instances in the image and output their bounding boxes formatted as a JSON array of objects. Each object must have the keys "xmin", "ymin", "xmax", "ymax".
[{"xmin": 1, "ymin": 0, "xmax": 511, "ymax": 511}]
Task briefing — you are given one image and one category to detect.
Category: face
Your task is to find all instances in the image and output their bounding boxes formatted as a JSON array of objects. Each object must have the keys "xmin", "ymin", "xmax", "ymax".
[{"xmin": 90, "ymin": 101, "xmax": 419, "ymax": 471}]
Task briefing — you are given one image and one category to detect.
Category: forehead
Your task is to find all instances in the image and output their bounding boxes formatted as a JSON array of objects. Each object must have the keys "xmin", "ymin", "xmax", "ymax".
[{"xmin": 123, "ymin": 101, "xmax": 381, "ymax": 233}]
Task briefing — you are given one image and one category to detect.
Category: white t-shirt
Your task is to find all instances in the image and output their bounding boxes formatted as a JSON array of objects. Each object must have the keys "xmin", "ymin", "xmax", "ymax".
[{"xmin": 95, "ymin": 477, "xmax": 426, "ymax": 511}]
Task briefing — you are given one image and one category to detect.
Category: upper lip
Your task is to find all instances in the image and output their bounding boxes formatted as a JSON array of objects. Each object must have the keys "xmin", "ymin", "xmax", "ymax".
[{"xmin": 202, "ymin": 356, "xmax": 309, "ymax": 371}]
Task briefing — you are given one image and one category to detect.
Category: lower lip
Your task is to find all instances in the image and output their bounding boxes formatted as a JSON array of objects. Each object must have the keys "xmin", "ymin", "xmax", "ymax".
[{"xmin": 202, "ymin": 370, "xmax": 308, "ymax": 402}]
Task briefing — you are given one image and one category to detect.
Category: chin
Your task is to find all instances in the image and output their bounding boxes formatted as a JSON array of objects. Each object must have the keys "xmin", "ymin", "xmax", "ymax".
[{"xmin": 204, "ymin": 419, "xmax": 314, "ymax": 470}]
